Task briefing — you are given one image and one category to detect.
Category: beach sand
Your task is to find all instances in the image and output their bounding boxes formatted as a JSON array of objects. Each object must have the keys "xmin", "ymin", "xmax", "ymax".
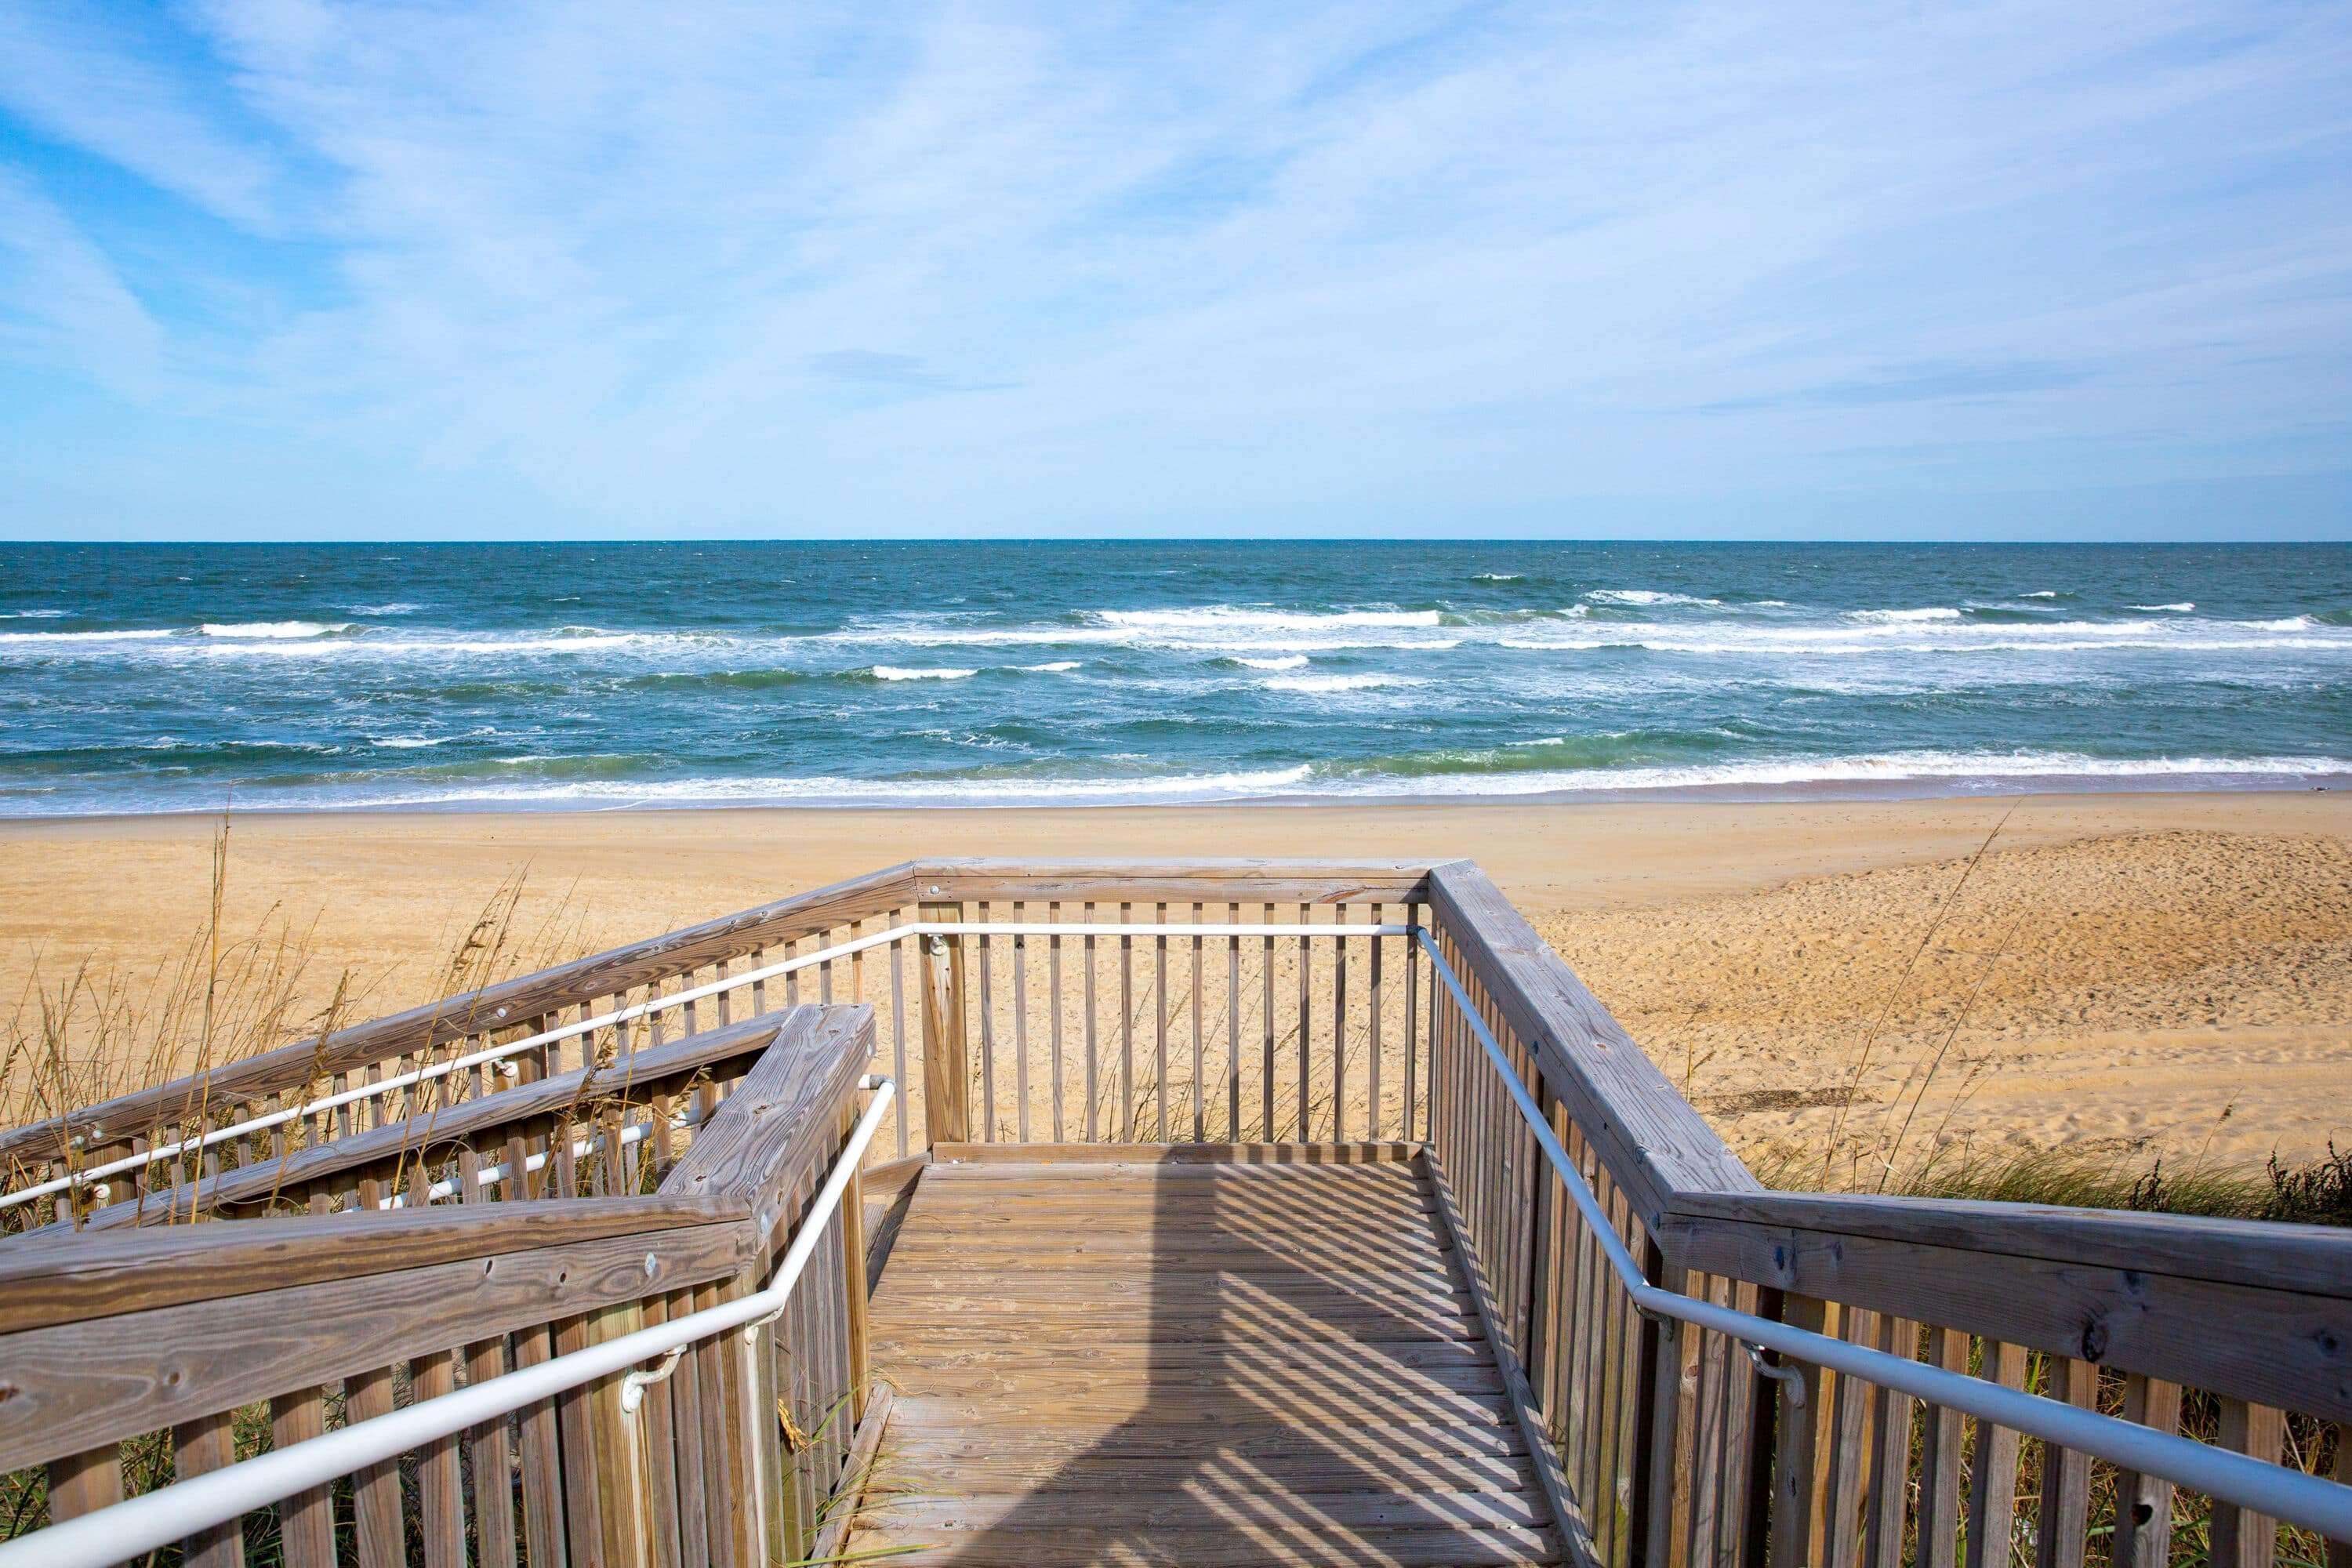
[{"xmin": 2, "ymin": 790, "xmax": 2347, "ymax": 1174}]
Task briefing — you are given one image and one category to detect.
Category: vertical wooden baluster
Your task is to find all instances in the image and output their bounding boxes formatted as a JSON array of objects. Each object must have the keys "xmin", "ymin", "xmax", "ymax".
[
  {"xmin": 2108, "ymin": 1375, "xmax": 2183, "ymax": 1568},
  {"xmin": 1083, "ymin": 902, "xmax": 1101, "ymax": 1142},
  {"xmin": 1331, "ymin": 902, "xmax": 1349, "ymax": 1142},
  {"xmin": 346, "ymin": 1363, "xmax": 405, "ymax": 1568},
  {"xmin": 786, "ymin": 934, "xmax": 801, "ymax": 1006},
  {"xmin": 414, "ymin": 1348, "xmax": 468, "ymax": 1568},
  {"xmin": 1915, "ymin": 1330, "xmax": 1973, "ymax": 1568},
  {"xmin": 2036, "ymin": 1357, "xmax": 2100, "ymax": 1568},
  {"xmin": 1011, "ymin": 902, "xmax": 1031, "ymax": 1145},
  {"xmin": 977, "ymin": 902, "xmax": 998, "ymax": 1142},
  {"xmin": 1821, "ymin": 1307, "xmax": 1880, "ymax": 1568},
  {"xmin": 918, "ymin": 899, "xmax": 970, "ymax": 1149},
  {"xmin": 1226, "ymin": 904, "xmax": 1242, "ymax": 1142},
  {"xmin": 554, "ymin": 1310, "xmax": 605, "ymax": 1561},
  {"xmin": 46, "ymin": 1444, "xmax": 124, "ymax": 1537},
  {"xmin": 752, "ymin": 942, "xmax": 768, "ymax": 1012},
  {"xmin": 1406, "ymin": 904, "xmax": 1422, "ymax": 1142},
  {"xmin": 170, "ymin": 1410, "xmax": 245, "ymax": 1568},
  {"xmin": 889, "ymin": 924, "xmax": 911, "ymax": 1157},
  {"xmin": 1295, "ymin": 902, "xmax": 1312, "ymax": 1142},
  {"xmin": 2211, "ymin": 1398, "xmax": 2286, "ymax": 1568},
  {"xmin": 1261, "ymin": 902, "xmax": 1276, "ymax": 1141},
  {"xmin": 1965, "ymin": 1343, "xmax": 2030, "ymax": 1568},
  {"xmin": 1862, "ymin": 1317, "xmax": 1920, "ymax": 1568},
  {"xmin": 637, "ymin": 1288, "xmax": 685, "ymax": 1568},
  {"xmin": 1635, "ymin": 1249, "xmax": 1687, "ymax": 1568},
  {"xmin": 1154, "ymin": 900, "xmax": 1170, "ymax": 1142},
  {"xmin": 2323, "ymin": 1423, "xmax": 2350, "ymax": 1568},
  {"xmin": 457, "ymin": 1152, "xmax": 520, "ymax": 1568},
  {"xmin": 1190, "ymin": 901, "xmax": 1204, "ymax": 1144},
  {"xmin": 1048, "ymin": 902, "xmax": 1066, "ymax": 1143},
  {"xmin": 270, "ymin": 1387, "xmax": 337, "ymax": 1568},
  {"xmin": 1119, "ymin": 901, "xmax": 1136, "ymax": 1142},
  {"xmin": 851, "ymin": 917, "xmax": 866, "ymax": 1006},
  {"xmin": 667, "ymin": 1283, "xmax": 710, "ymax": 1568},
  {"xmin": 1368, "ymin": 902, "xmax": 1385, "ymax": 1142},
  {"xmin": 713, "ymin": 953, "xmax": 731, "ymax": 1027},
  {"xmin": 1686, "ymin": 1281, "xmax": 1731, "ymax": 1568}
]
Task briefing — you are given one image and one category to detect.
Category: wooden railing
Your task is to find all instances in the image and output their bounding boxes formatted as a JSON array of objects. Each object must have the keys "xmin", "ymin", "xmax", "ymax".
[
  {"xmin": 5, "ymin": 858, "xmax": 2349, "ymax": 1568},
  {"xmin": 0, "ymin": 1004, "xmax": 882, "ymax": 1567}
]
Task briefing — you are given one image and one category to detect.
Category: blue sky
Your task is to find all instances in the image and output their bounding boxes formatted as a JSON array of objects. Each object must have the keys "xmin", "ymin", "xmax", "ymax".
[{"xmin": 1, "ymin": 2, "xmax": 2347, "ymax": 541}]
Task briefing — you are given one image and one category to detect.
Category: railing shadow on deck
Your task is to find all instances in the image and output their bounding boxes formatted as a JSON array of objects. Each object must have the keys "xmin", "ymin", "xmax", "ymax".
[{"xmin": 2, "ymin": 858, "xmax": 2349, "ymax": 1566}]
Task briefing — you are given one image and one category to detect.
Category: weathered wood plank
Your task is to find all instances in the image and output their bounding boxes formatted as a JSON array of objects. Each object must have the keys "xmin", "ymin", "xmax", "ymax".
[{"xmin": 1425, "ymin": 861, "xmax": 1759, "ymax": 1231}]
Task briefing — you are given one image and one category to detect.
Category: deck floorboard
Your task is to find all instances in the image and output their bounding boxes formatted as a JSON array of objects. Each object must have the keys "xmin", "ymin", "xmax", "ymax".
[{"xmin": 855, "ymin": 1158, "xmax": 1564, "ymax": 1567}]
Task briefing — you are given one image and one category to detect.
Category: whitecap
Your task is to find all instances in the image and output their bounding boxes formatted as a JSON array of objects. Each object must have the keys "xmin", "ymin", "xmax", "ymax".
[
  {"xmin": 1584, "ymin": 590, "xmax": 1722, "ymax": 607},
  {"xmin": 0, "ymin": 609, "xmax": 70, "ymax": 619},
  {"xmin": 2129, "ymin": 602, "xmax": 2194, "ymax": 612},
  {"xmin": 1262, "ymin": 673, "xmax": 1424, "ymax": 694},
  {"xmin": 2021, "ymin": 590, "xmax": 2061, "ymax": 599},
  {"xmin": 1021, "ymin": 661, "xmax": 1080, "ymax": 673},
  {"xmin": 1849, "ymin": 608, "xmax": 1962, "ymax": 622},
  {"xmin": 1234, "ymin": 655, "xmax": 1308, "ymax": 670},
  {"xmin": 347, "ymin": 602, "xmax": 421, "ymax": 616},
  {"xmin": 870, "ymin": 665, "xmax": 977, "ymax": 681},
  {"xmin": 1472, "ymin": 572, "xmax": 1524, "ymax": 583},
  {"xmin": 0, "ymin": 628, "xmax": 172, "ymax": 644},
  {"xmin": 1097, "ymin": 605, "xmax": 1442, "ymax": 631},
  {"xmin": 199, "ymin": 621, "xmax": 352, "ymax": 638}
]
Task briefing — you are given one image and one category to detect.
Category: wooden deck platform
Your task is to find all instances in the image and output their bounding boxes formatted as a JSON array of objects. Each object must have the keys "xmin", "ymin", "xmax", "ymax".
[{"xmin": 852, "ymin": 1152, "xmax": 1566, "ymax": 1567}]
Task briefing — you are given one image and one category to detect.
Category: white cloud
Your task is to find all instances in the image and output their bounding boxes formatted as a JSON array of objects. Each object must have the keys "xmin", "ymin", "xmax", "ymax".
[
  {"xmin": 0, "ymin": 163, "xmax": 165, "ymax": 398},
  {"xmin": 2, "ymin": 0, "xmax": 2348, "ymax": 532}
]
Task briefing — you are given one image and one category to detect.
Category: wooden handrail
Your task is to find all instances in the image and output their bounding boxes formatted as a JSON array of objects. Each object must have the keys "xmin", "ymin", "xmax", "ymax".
[{"xmin": 1425, "ymin": 858, "xmax": 1759, "ymax": 1228}]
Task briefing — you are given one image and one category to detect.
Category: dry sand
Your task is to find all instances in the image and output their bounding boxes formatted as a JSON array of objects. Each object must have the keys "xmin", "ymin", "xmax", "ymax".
[{"xmin": 2, "ymin": 791, "xmax": 2347, "ymax": 1174}]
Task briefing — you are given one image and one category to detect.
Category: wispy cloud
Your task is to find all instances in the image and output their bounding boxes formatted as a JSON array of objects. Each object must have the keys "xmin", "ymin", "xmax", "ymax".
[{"xmin": 0, "ymin": 0, "xmax": 2347, "ymax": 536}]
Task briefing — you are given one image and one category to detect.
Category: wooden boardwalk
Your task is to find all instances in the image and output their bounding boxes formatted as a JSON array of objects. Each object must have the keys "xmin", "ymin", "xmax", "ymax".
[{"xmin": 854, "ymin": 1152, "xmax": 1566, "ymax": 1567}]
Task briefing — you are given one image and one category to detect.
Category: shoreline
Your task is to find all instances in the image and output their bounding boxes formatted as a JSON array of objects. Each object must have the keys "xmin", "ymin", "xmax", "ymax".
[{"xmin": 5, "ymin": 770, "xmax": 2347, "ymax": 827}]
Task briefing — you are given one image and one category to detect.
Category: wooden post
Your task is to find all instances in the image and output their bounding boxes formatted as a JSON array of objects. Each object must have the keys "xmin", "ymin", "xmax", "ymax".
[
  {"xmin": 587, "ymin": 1302, "xmax": 657, "ymax": 1568},
  {"xmin": 1635, "ymin": 1252, "xmax": 1690, "ymax": 1568},
  {"xmin": 2211, "ymin": 1399, "xmax": 2286, "ymax": 1568},
  {"xmin": 1765, "ymin": 1295, "xmax": 1830, "ymax": 1568},
  {"xmin": 172, "ymin": 1410, "xmax": 246, "ymax": 1568},
  {"xmin": 918, "ymin": 900, "xmax": 970, "ymax": 1148},
  {"xmin": 840, "ymin": 1105, "xmax": 873, "ymax": 1419},
  {"xmin": 2107, "ymin": 1375, "xmax": 2183, "ymax": 1568}
]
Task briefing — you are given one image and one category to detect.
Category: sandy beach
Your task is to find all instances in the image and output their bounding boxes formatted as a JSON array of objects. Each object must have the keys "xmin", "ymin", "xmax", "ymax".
[{"xmin": 3, "ymin": 790, "xmax": 2347, "ymax": 1175}]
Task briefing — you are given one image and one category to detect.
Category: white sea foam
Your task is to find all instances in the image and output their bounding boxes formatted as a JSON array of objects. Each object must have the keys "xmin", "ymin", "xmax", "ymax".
[
  {"xmin": 1584, "ymin": 590, "xmax": 1722, "ymax": 607},
  {"xmin": 1262, "ymin": 673, "xmax": 1423, "ymax": 694},
  {"xmin": 348, "ymin": 602, "xmax": 421, "ymax": 615},
  {"xmin": 1473, "ymin": 572, "xmax": 1524, "ymax": 583},
  {"xmin": 870, "ymin": 665, "xmax": 977, "ymax": 681},
  {"xmin": 199, "ymin": 621, "xmax": 353, "ymax": 638},
  {"xmin": 0, "ymin": 628, "xmax": 173, "ymax": 644},
  {"xmin": 375, "ymin": 736, "xmax": 455, "ymax": 750},
  {"xmin": 1022, "ymin": 661, "xmax": 1080, "ymax": 673},
  {"xmin": 2022, "ymin": 591, "xmax": 2061, "ymax": 599},
  {"xmin": 59, "ymin": 751, "xmax": 2350, "ymax": 818},
  {"xmin": 1235, "ymin": 655, "xmax": 1308, "ymax": 670},
  {"xmin": 2131, "ymin": 603, "xmax": 2194, "ymax": 612},
  {"xmin": 1098, "ymin": 605, "xmax": 1441, "ymax": 630},
  {"xmin": 0, "ymin": 609, "xmax": 70, "ymax": 619},
  {"xmin": 1849, "ymin": 607, "xmax": 1962, "ymax": 622}
]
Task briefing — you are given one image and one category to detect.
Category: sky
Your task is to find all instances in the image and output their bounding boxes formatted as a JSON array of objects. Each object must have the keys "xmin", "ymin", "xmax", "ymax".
[{"xmin": 0, "ymin": 2, "xmax": 2347, "ymax": 542}]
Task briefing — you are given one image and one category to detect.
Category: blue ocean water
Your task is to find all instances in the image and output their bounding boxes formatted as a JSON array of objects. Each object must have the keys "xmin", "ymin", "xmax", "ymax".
[{"xmin": 2, "ymin": 542, "xmax": 2348, "ymax": 816}]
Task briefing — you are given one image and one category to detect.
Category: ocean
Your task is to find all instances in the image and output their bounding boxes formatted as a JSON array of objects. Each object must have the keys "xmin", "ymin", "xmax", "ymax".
[{"xmin": 2, "ymin": 541, "xmax": 2347, "ymax": 816}]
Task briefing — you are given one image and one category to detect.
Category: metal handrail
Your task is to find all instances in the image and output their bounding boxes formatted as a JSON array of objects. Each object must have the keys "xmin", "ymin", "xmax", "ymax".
[
  {"xmin": 0, "ymin": 1076, "xmax": 896, "ymax": 1568},
  {"xmin": 6, "ymin": 920, "xmax": 1409, "ymax": 1215},
  {"xmin": 1413, "ymin": 930, "xmax": 2352, "ymax": 1543}
]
